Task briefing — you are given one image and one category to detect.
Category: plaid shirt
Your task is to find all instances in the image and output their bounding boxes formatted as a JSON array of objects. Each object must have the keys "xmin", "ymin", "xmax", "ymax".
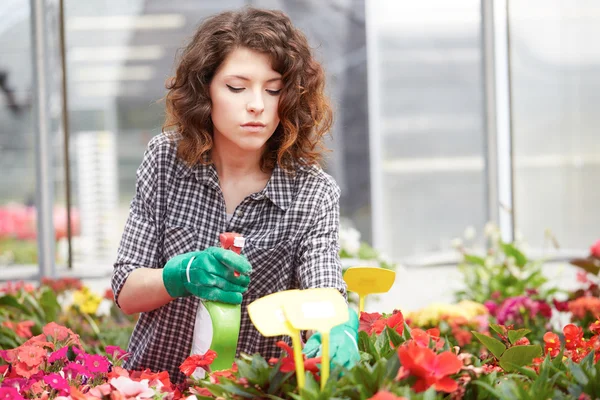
[{"xmin": 112, "ymin": 132, "xmax": 346, "ymax": 383}]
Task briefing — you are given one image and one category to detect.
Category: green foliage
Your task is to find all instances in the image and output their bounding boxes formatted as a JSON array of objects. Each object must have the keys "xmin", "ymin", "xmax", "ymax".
[{"xmin": 456, "ymin": 240, "xmax": 554, "ymax": 304}]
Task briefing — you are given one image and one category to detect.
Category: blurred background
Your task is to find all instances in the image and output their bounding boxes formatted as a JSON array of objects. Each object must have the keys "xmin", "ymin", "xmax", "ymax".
[{"xmin": 1, "ymin": 0, "xmax": 598, "ymax": 311}]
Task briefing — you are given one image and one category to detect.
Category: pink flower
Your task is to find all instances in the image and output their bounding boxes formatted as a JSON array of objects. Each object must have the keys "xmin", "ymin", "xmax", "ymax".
[
  {"xmin": 1, "ymin": 378, "xmax": 27, "ymax": 392},
  {"xmin": 110, "ymin": 376, "xmax": 155, "ymax": 398},
  {"xmin": 82, "ymin": 354, "xmax": 110, "ymax": 373},
  {"xmin": 105, "ymin": 345, "xmax": 129, "ymax": 361},
  {"xmin": 63, "ymin": 361, "xmax": 91, "ymax": 379},
  {"xmin": 0, "ymin": 387, "xmax": 25, "ymax": 400},
  {"xmin": 43, "ymin": 373, "xmax": 70, "ymax": 392},
  {"xmin": 48, "ymin": 347, "xmax": 68, "ymax": 363},
  {"xmin": 591, "ymin": 240, "xmax": 600, "ymax": 259}
]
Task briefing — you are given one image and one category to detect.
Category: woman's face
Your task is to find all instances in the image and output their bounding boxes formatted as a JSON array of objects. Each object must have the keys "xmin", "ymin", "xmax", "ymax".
[{"xmin": 209, "ymin": 47, "xmax": 282, "ymax": 154}]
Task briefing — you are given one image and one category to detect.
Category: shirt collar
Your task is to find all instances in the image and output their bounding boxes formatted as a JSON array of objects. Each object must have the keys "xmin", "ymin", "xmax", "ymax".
[
  {"xmin": 258, "ymin": 163, "xmax": 295, "ymax": 211},
  {"xmin": 176, "ymin": 159, "xmax": 295, "ymax": 211}
]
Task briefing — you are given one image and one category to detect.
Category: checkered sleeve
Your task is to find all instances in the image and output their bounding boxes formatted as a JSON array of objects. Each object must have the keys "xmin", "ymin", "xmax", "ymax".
[
  {"xmin": 111, "ymin": 138, "xmax": 162, "ymax": 307},
  {"xmin": 295, "ymin": 181, "xmax": 347, "ymax": 299}
]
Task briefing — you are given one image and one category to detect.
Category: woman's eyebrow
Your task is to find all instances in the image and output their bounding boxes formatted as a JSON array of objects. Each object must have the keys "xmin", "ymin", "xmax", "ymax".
[{"xmin": 225, "ymin": 75, "xmax": 282, "ymax": 83}]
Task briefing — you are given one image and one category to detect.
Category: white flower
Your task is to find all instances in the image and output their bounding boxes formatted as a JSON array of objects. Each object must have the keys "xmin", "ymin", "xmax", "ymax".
[
  {"xmin": 451, "ymin": 238, "xmax": 463, "ymax": 249},
  {"xmin": 464, "ymin": 226, "xmax": 476, "ymax": 241},
  {"xmin": 484, "ymin": 222, "xmax": 499, "ymax": 238}
]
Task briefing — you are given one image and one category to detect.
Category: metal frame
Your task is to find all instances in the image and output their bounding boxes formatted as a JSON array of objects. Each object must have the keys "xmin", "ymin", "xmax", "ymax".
[
  {"xmin": 31, "ymin": 0, "xmax": 56, "ymax": 278},
  {"xmin": 368, "ymin": 0, "xmax": 516, "ymax": 256},
  {"xmin": 486, "ymin": 0, "xmax": 515, "ymax": 243},
  {"xmin": 365, "ymin": 0, "xmax": 384, "ymax": 250}
]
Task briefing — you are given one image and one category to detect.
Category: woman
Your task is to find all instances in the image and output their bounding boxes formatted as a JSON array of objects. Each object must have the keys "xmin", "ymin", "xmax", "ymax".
[{"xmin": 111, "ymin": 7, "xmax": 358, "ymax": 383}]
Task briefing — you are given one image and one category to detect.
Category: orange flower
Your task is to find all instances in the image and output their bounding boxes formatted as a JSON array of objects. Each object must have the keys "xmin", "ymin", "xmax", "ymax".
[
  {"xmin": 15, "ymin": 321, "xmax": 35, "ymax": 339},
  {"xmin": 368, "ymin": 390, "xmax": 408, "ymax": 400},
  {"xmin": 397, "ymin": 342, "xmax": 462, "ymax": 393},
  {"xmin": 568, "ymin": 297, "xmax": 600, "ymax": 320},
  {"xmin": 17, "ymin": 345, "xmax": 45, "ymax": 367},
  {"xmin": 210, "ymin": 364, "xmax": 238, "ymax": 384},
  {"xmin": 43, "ymin": 322, "xmax": 70, "ymax": 341},
  {"xmin": 14, "ymin": 361, "xmax": 41, "ymax": 378},
  {"xmin": 179, "ymin": 350, "xmax": 217, "ymax": 377}
]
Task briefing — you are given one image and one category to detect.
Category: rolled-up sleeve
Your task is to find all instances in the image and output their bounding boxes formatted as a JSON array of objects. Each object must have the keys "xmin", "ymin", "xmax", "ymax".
[
  {"xmin": 295, "ymin": 183, "xmax": 347, "ymax": 299},
  {"xmin": 111, "ymin": 140, "xmax": 161, "ymax": 307}
]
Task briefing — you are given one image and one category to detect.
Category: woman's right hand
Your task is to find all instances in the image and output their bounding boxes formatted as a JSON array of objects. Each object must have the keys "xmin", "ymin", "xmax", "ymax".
[{"xmin": 162, "ymin": 247, "xmax": 252, "ymax": 304}]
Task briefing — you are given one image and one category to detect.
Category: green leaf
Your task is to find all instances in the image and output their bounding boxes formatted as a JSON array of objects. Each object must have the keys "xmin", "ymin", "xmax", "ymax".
[
  {"xmin": 385, "ymin": 351, "xmax": 400, "ymax": 381},
  {"xmin": 489, "ymin": 323, "xmax": 505, "ymax": 337},
  {"xmin": 0, "ymin": 295, "xmax": 31, "ymax": 315},
  {"xmin": 566, "ymin": 361, "xmax": 589, "ymax": 386},
  {"xmin": 375, "ymin": 328, "xmax": 393, "ymax": 358},
  {"xmin": 401, "ymin": 322, "xmax": 412, "ymax": 342},
  {"xmin": 358, "ymin": 331, "xmax": 379, "ymax": 362},
  {"xmin": 472, "ymin": 381, "xmax": 505, "ymax": 399},
  {"xmin": 237, "ymin": 360, "xmax": 260, "ymax": 383},
  {"xmin": 267, "ymin": 371, "xmax": 294, "ymax": 395},
  {"xmin": 472, "ymin": 331, "xmax": 506, "ymax": 359},
  {"xmin": 218, "ymin": 382, "xmax": 262, "ymax": 398},
  {"xmin": 499, "ymin": 345, "xmax": 542, "ymax": 371},
  {"xmin": 464, "ymin": 254, "xmax": 486, "ymax": 266},
  {"xmin": 508, "ymin": 329, "xmax": 531, "ymax": 344},
  {"xmin": 22, "ymin": 292, "xmax": 46, "ymax": 322},
  {"xmin": 502, "ymin": 242, "xmax": 527, "ymax": 267},
  {"xmin": 386, "ymin": 325, "xmax": 404, "ymax": 347},
  {"xmin": 38, "ymin": 289, "xmax": 60, "ymax": 325},
  {"xmin": 504, "ymin": 362, "xmax": 538, "ymax": 380}
]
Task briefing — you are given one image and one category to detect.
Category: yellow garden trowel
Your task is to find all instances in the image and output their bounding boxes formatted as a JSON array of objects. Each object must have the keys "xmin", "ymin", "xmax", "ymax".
[{"xmin": 343, "ymin": 266, "xmax": 396, "ymax": 313}]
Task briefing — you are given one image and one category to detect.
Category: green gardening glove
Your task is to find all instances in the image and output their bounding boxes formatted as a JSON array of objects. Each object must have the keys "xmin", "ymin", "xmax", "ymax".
[
  {"xmin": 302, "ymin": 307, "xmax": 360, "ymax": 370},
  {"xmin": 162, "ymin": 247, "xmax": 252, "ymax": 304}
]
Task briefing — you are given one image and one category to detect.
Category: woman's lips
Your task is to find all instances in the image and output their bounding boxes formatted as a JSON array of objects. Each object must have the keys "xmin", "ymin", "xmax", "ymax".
[{"xmin": 241, "ymin": 123, "xmax": 266, "ymax": 132}]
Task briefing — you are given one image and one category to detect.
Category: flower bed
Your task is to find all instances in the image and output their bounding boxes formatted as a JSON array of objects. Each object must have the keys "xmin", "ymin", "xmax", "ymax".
[{"xmin": 1, "ymin": 236, "xmax": 599, "ymax": 399}]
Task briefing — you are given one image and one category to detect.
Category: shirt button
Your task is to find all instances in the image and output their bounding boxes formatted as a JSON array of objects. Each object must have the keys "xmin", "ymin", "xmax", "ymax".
[{"xmin": 236, "ymin": 210, "xmax": 244, "ymax": 217}]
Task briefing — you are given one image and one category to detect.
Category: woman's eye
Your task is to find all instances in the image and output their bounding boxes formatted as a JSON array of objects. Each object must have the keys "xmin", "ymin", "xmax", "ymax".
[
  {"xmin": 266, "ymin": 89, "xmax": 282, "ymax": 95},
  {"xmin": 226, "ymin": 84, "xmax": 244, "ymax": 93}
]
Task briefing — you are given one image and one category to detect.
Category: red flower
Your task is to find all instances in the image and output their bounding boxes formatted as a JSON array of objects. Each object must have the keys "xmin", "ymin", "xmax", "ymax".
[
  {"xmin": 590, "ymin": 239, "xmax": 600, "ymax": 258},
  {"xmin": 384, "ymin": 310, "xmax": 405, "ymax": 335},
  {"xmin": 368, "ymin": 390, "xmax": 408, "ymax": 400},
  {"xmin": 210, "ymin": 364, "xmax": 238, "ymax": 384},
  {"xmin": 411, "ymin": 328, "xmax": 444, "ymax": 350},
  {"xmin": 563, "ymin": 324, "xmax": 584, "ymax": 350},
  {"xmin": 515, "ymin": 337, "xmax": 530, "ymax": 346},
  {"xmin": 552, "ymin": 299, "xmax": 570, "ymax": 312},
  {"xmin": 179, "ymin": 350, "xmax": 217, "ymax": 377},
  {"xmin": 589, "ymin": 320, "xmax": 600, "ymax": 334},
  {"xmin": 543, "ymin": 332, "xmax": 560, "ymax": 357},
  {"xmin": 359, "ymin": 312, "xmax": 382, "ymax": 334},
  {"xmin": 269, "ymin": 341, "xmax": 321, "ymax": 377},
  {"xmin": 396, "ymin": 342, "xmax": 462, "ymax": 393}
]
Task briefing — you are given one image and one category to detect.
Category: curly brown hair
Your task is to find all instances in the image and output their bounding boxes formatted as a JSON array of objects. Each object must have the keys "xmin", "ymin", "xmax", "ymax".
[{"xmin": 163, "ymin": 7, "xmax": 333, "ymax": 173}]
